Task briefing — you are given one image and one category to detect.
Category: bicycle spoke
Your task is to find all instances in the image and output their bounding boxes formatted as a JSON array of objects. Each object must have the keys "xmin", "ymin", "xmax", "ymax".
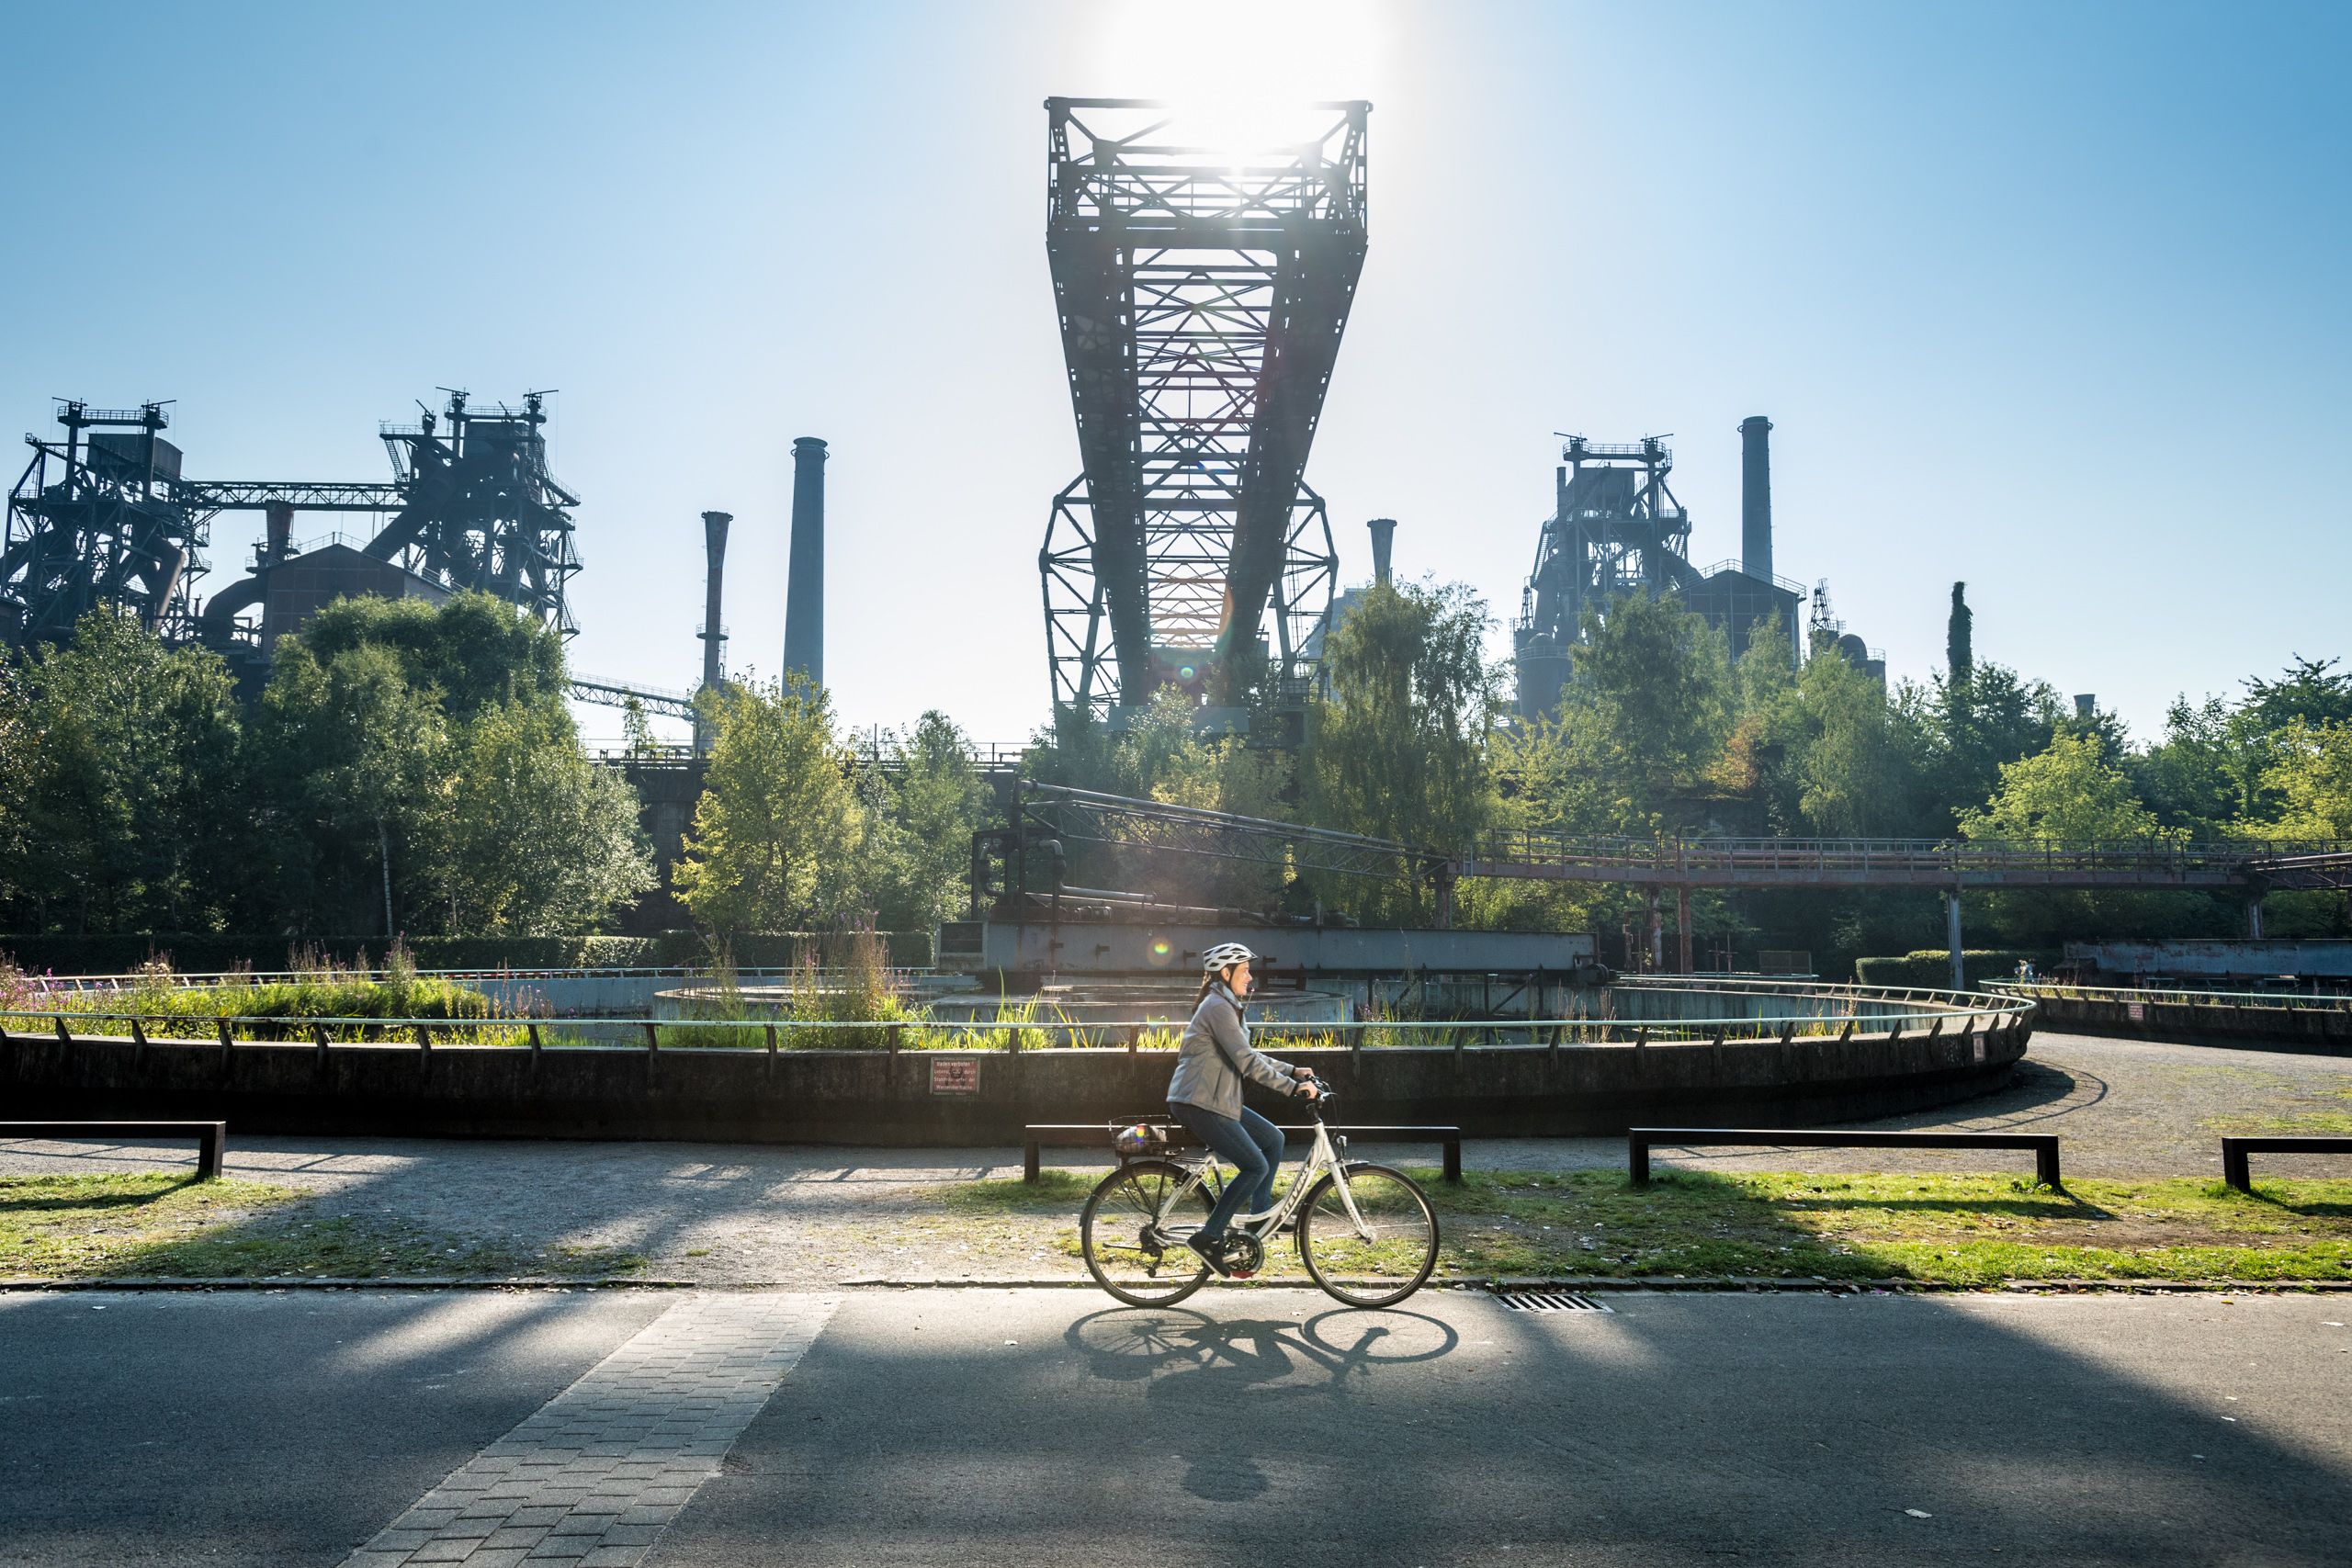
[
  {"xmin": 1299, "ymin": 1164, "xmax": 1439, "ymax": 1308},
  {"xmin": 1082, "ymin": 1159, "xmax": 1214, "ymax": 1306}
]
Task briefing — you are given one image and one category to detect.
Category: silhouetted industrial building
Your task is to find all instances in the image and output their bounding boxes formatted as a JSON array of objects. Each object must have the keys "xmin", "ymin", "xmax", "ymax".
[{"xmin": 1513, "ymin": 421, "xmax": 1816, "ymax": 719}]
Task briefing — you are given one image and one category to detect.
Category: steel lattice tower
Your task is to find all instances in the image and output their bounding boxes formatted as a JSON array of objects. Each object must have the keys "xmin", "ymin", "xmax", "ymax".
[{"xmin": 1040, "ymin": 98, "xmax": 1366, "ymax": 718}]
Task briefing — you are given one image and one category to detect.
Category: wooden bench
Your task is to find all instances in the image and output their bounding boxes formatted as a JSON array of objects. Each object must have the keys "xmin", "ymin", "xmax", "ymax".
[
  {"xmin": 2221, "ymin": 1134, "xmax": 2352, "ymax": 1191},
  {"xmin": 1628, "ymin": 1126, "xmax": 2062, "ymax": 1189},
  {"xmin": 0, "ymin": 1120, "xmax": 227, "ymax": 1179},
  {"xmin": 1023, "ymin": 1122, "xmax": 1462, "ymax": 1185}
]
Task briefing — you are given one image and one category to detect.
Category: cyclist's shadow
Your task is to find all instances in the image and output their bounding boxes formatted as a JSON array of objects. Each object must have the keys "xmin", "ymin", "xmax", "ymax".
[{"xmin": 1065, "ymin": 1303, "xmax": 1459, "ymax": 1503}]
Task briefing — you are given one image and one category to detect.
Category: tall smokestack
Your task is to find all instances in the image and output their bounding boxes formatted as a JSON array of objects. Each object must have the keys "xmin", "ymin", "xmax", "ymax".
[
  {"xmin": 784, "ymin": 436, "xmax": 828, "ymax": 687},
  {"xmin": 1366, "ymin": 518, "xmax": 1396, "ymax": 586},
  {"xmin": 1739, "ymin": 415, "xmax": 1773, "ymax": 582},
  {"xmin": 699, "ymin": 511, "xmax": 731, "ymax": 691},
  {"xmin": 695, "ymin": 510, "xmax": 732, "ymax": 755},
  {"xmin": 265, "ymin": 499, "xmax": 294, "ymax": 565}
]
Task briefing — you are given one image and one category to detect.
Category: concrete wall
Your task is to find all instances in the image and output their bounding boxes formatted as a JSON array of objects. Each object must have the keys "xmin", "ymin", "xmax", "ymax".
[
  {"xmin": 965, "ymin": 920, "xmax": 1599, "ymax": 980},
  {"xmin": 2021, "ymin": 992, "xmax": 2350, "ymax": 1052},
  {"xmin": 0, "ymin": 1014, "xmax": 2032, "ymax": 1145},
  {"xmin": 2067, "ymin": 939, "xmax": 2352, "ymax": 982}
]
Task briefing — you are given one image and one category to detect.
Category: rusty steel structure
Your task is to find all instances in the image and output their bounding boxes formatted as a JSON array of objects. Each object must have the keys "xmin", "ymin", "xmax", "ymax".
[{"xmin": 1039, "ymin": 97, "xmax": 1365, "ymax": 717}]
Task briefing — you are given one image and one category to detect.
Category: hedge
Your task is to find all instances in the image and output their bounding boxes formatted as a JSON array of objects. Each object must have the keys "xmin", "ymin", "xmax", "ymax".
[
  {"xmin": 1853, "ymin": 948, "xmax": 2063, "ymax": 988},
  {"xmin": 0, "ymin": 930, "xmax": 933, "ymax": 977}
]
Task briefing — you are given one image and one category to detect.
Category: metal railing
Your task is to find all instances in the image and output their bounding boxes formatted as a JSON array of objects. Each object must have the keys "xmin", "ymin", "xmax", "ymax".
[
  {"xmin": 8, "ymin": 964, "xmax": 934, "ymax": 995},
  {"xmin": 1, "ymin": 993, "xmax": 2031, "ymax": 1055},
  {"xmin": 1988, "ymin": 982, "xmax": 2352, "ymax": 1014}
]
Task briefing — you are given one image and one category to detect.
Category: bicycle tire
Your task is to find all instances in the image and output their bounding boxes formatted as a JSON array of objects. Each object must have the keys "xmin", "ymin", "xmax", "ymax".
[
  {"xmin": 1080, "ymin": 1158, "xmax": 1214, "ymax": 1307},
  {"xmin": 1296, "ymin": 1161, "xmax": 1440, "ymax": 1308}
]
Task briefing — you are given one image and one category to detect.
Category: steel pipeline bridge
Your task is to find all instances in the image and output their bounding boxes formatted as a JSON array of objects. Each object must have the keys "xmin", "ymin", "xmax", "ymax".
[
  {"xmin": 1464, "ymin": 832, "xmax": 2352, "ymax": 893},
  {"xmin": 1001, "ymin": 784, "xmax": 2352, "ymax": 984}
]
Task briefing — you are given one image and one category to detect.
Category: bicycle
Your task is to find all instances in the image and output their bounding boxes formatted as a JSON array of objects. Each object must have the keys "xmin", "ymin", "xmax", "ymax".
[{"xmin": 1079, "ymin": 1076, "xmax": 1442, "ymax": 1310}]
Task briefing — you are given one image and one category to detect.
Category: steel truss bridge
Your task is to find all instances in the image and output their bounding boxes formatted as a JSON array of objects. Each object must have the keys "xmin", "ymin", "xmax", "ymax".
[{"xmin": 1040, "ymin": 98, "xmax": 1366, "ymax": 716}]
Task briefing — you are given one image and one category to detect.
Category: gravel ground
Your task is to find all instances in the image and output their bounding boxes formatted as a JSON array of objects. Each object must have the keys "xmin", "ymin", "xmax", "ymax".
[{"xmin": 4, "ymin": 1030, "xmax": 2347, "ymax": 1284}]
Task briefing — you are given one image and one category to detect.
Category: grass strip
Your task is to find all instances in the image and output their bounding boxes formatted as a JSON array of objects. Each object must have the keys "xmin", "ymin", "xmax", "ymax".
[
  {"xmin": 936, "ymin": 1168, "xmax": 2352, "ymax": 1287},
  {"xmin": 0, "ymin": 1174, "xmax": 645, "ymax": 1281}
]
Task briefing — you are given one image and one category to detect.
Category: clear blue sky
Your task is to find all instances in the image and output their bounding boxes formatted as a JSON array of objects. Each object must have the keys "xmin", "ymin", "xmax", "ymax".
[{"xmin": 5, "ymin": 1, "xmax": 2346, "ymax": 747}]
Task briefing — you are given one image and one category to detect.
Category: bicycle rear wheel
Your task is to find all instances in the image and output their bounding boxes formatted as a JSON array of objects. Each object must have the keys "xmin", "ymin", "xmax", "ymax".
[
  {"xmin": 1081, "ymin": 1158, "xmax": 1213, "ymax": 1306},
  {"xmin": 1297, "ymin": 1162, "xmax": 1440, "ymax": 1308}
]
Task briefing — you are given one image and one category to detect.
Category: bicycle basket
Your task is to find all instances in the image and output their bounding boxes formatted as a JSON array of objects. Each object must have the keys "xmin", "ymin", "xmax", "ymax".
[{"xmin": 1112, "ymin": 1122, "xmax": 1168, "ymax": 1158}]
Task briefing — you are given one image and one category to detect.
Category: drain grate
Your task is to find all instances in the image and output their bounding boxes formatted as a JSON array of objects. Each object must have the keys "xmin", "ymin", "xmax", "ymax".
[{"xmin": 1496, "ymin": 1290, "xmax": 1611, "ymax": 1314}]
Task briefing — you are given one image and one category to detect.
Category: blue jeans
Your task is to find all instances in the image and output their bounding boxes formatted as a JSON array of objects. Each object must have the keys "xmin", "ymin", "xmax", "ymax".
[{"xmin": 1169, "ymin": 1101, "xmax": 1285, "ymax": 1242}]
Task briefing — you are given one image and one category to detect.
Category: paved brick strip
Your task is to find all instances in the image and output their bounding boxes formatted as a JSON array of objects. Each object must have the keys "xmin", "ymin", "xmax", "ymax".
[{"xmin": 339, "ymin": 1292, "xmax": 840, "ymax": 1567}]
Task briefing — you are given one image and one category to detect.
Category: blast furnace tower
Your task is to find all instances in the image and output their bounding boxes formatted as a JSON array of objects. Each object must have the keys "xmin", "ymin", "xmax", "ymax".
[{"xmin": 2, "ymin": 401, "xmax": 201, "ymax": 646}]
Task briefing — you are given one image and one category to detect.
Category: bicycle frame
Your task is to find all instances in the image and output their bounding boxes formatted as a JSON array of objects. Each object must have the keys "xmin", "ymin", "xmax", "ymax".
[{"xmin": 1145, "ymin": 1114, "xmax": 1377, "ymax": 1245}]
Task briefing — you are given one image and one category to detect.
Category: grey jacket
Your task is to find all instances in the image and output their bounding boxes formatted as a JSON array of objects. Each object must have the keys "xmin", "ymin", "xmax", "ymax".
[{"xmin": 1167, "ymin": 981, "xmax": 1297, "ymax": 1120}]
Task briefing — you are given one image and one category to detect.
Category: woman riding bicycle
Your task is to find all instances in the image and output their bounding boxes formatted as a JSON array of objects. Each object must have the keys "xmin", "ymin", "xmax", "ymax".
[{"xmin": 1166, "ymin": 941, "xmax": 1319, "ymax": 1276}]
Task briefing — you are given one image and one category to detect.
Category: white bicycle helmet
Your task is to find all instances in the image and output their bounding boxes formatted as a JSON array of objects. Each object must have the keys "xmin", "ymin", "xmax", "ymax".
[{"xmin": 1199, "ymin": 941, "xmax": 1258, "ymax": 975}]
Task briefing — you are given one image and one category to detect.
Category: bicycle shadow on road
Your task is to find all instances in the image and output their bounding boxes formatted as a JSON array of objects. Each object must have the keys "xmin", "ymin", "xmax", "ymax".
[{"xmin": 1065, "ymin": 1303, "xmax": 1459, "ymax": 1502}]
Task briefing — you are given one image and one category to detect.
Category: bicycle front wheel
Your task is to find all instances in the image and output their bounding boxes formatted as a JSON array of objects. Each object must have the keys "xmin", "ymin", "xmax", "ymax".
[
  {"xmin": 1080, "ymin": 1158, "xmax": 1213, "ymax": 1307},
  {"xmin": 1297, "ymin": 1162, "xmax": 1440, "ymax": 1308}
]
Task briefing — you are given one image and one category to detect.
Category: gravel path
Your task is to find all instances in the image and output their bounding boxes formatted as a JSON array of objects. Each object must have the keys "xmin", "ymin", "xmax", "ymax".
[{"xmin": 5, "ymin": 1030, "xmax": 2346, "ymax": 1283}]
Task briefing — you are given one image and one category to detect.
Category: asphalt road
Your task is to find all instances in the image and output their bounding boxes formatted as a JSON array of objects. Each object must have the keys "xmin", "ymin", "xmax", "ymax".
[{"xmin": 3, "ymin": 1287, "xmax": 2346, "ymax": 1567}]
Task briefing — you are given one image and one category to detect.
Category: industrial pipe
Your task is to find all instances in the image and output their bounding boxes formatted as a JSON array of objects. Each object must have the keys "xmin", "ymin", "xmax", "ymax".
[
  {"xmin": 784, "ymin": 436, "xmax": 828, "ymax": 687},
  {"xmin": 1366, "ymin": 517, "xmax": 1396, "ymax": 586},
  {"xmin": 1739, "ymin": 415, "xmax": 1772, "ymax": 583},
  {"xmin": 696, "ymin": 510, "xmax": 732, "ymax": 755}
]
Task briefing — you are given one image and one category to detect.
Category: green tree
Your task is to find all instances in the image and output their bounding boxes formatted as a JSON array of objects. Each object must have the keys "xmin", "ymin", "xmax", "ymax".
[
  {"xmin": 254, "ymin": 593, "xmax": 651, "ymax": 938},
  {"xmin": 1305, "ymin": 580, "xmax": 1500, "ymax": 920},
  {"xmin": 255, "ymin": 637, "xmax": 448, "ymax": 935},
  {"xmin": 420, "ymin": 703, "xmax": 655, "ymax": 935},
  {"xmin": 2257, "ymin": 720, "xmax": 2352, "ymax": 840},
  {"xmin": 1512, "ymin": 588, "xmax": 1730, "ymax": 838},
  {"xmin": 1946, "ymin": 581, "xmax": 1973, "ymax": 684},
  {"xmin": 2133, "ymin": 695, "xmax": 2251, "ymax": 834},
  {"xmin": 0, "ymin": 660, "xmax": 32, "ymax": 919},
  {"xmin": 868, "ymin": 711, "xmax": 992, "ymax": 933},
  {"xmin": 674, "ymin": 675, "xmax": 870, "ymax": 935},
  {"xmin": 2240, "ymin": 656, "xmax": 2352, "ymax": 733},
  {"xmin": 1924, "ymin": 661, "xmax": 2057, "ymax": 833},
  {"xmin": 295, "ymin": 591, "xmax": 567, "ymax": 723},
  {"xmin": 2, "ymin": 611, "xmax": 251, "ymax": 932},
  {"xmin": 1959, "ymin": 730, "xmax": 2187, "ymax": 943},
  {"xmin": 1792, "ymin": 651, "xmax": 1911, "ymax": 838}
]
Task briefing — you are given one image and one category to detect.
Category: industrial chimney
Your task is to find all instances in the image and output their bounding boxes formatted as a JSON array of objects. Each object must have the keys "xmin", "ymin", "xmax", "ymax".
[
  {"xmin": 265, "ymin": 499, "xmax": 294, "ymax": 565},
  {"xmin": 784, "ymin": 437, "xmax": 828, "ymax": 687},
  {"xmin": 695, "ymin": 510, "xmax": 732, "ymax": 754},
  {"xmin": 1739, "ymin": 415, "xmax": 1773, "ymax": 582},
  {"xmin": 1366, "ymin": 518, "xmax": 1396, "ymax": 586}
]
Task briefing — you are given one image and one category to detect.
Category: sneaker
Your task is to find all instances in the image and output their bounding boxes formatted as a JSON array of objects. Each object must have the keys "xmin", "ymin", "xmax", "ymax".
[{"xmin": 1186, "ymin": 1235, "xmax": 1234, "ymax": 1277}]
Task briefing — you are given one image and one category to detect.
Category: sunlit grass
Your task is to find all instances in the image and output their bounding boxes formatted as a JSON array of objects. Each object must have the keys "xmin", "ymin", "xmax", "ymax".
[
  {"xmin": 940, "ymin": 1168, "xmax": 2352, "ymax": 1286},
  {"xmin": 0, "ymin": 1173, "xmax": 644, "ymax": 1280}
]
